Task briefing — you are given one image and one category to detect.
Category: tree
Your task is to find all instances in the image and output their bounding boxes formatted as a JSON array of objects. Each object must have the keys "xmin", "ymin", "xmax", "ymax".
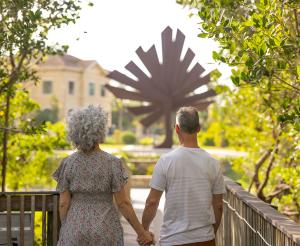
[
  {"xmin": 203, "ymin": 88, "xmax": 300, "ymax": 218},
  {"xmin": 0, "ymin": 0, "xmax": 90, "ymax": 191},
  {"xmin": 177, "ymin": 0, "xmax": 300, "ymax": 218},
  {"xmin": 0, "ymin": 90, "xmax": 70, "ymax": 190},
  {"xmin": 177, "ymin": 0, "xmax": 300, "ymax": 128}
]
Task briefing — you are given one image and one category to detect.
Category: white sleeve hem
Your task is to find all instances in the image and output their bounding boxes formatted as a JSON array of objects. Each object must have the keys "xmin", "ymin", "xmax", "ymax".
[{"xmin": 149, "ymin": 183, "xmax": 165, "ymax": 192}]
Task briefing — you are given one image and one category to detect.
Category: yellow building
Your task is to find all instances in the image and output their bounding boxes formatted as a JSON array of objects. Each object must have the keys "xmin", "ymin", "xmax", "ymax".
[{"xmin": 28, "ymin": 54, "xmax": 113, "ymax": 125}]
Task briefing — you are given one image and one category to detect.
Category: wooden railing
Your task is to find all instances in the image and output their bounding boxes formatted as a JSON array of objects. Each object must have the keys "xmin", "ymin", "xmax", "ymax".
[
  {"xmin": 1, "ymin": 177, "xmax": 300, "ymax": 246},
  {"xmin": 0, "ymin": 192, "xmax": 60, "ymax": 246},
  {"xmin": 216, "ymin": 177, "xmax": 300, "ymax": 246}
]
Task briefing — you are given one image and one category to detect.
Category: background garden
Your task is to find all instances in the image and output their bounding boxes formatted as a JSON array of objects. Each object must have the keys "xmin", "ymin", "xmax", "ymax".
[{"xmin": 0, "ymin": 0, "xmax": 299, "ymax": 234}]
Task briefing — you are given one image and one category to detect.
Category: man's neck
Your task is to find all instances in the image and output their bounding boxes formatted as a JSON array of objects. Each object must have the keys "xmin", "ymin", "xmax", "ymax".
[
  {"xmin": 181, "ymin": 143, "xmax": 199, "ymax": 148},
  {"xmin": 180, "ymin": 138, "xmax": 199, "ymax": 148}
]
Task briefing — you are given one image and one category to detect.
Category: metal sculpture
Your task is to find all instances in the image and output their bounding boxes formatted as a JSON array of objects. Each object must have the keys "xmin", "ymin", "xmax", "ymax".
[{"xmin": 105, "ymin": 26, "xmax": 216, "ymax": 148}]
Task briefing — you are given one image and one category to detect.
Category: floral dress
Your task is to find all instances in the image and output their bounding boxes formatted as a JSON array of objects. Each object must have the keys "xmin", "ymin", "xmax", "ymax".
[{"xmin": 53, "ymin": 150, "xmax": 128, "ymax": 246}]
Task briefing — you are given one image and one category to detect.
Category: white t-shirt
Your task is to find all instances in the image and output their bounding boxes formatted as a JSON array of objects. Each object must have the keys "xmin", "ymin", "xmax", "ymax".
[{"xmin": 150, "ymin": 146, "xmax": 225, "ymax": 246}]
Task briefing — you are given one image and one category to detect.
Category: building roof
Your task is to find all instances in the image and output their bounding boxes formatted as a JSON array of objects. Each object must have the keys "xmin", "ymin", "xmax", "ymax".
[{"xmin": 40, "ymin": 54, "xmax": 107, "ymax": 74}]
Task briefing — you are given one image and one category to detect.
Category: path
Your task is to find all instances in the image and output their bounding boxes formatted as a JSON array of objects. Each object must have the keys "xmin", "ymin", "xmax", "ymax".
[{"xmin": 122, "ymin": 188, "xmax": 165, "ymax": 245}]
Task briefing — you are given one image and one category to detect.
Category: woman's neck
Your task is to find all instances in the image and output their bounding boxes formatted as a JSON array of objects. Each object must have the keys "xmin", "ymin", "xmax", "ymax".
[{"xmin": 82, "ymin": 144, "xmax": 100, "ymax": 154}]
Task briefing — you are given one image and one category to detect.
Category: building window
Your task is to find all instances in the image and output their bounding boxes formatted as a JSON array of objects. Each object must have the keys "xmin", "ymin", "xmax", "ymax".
[
  {"xmin": 89, "ymin": 82, "xmax": 95, "ymax": 96},
  {"xmin": 43, "ymin": 80, "xmax": 52, "ymax": 94},
  {"xmin": 100, "ymin": 85, "xmax": 106, "ymax": 97},
  {"xmin": 69, "ymin": 81, "xmax": 75, "ymax": 95}
]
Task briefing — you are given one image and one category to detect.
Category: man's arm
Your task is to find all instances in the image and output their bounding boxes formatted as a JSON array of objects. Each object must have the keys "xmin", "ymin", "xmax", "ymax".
[
  {"xmin": 142, "ymin": 188, "xmax": 163, "ymax": 231},
  {"xmin": 212, "ymin": 194, "xmax": 223, "ymax": 234},
  {"xmin": 114, "ymin": 187, "xmax": 154, "ymax": 245}
]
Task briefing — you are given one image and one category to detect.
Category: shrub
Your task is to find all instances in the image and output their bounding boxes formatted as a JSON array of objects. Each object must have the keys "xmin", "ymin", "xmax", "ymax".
[
  {"xmin": 104, "ymin": 136, "xmax": 116, "ymax": 144},
  {"xmin": 113, "ymin": 129, "xmax": 122, "ymax": 144},
  {"xmin": 139, "ymin": 137, "xmax": 154, "ymax": 145},
  {"xmin": 203, "ymin": 137, "xmax": 215, "ymax": 146},
  {"xmin": 121, "ymin": 131, "xmax": 137, "ymax": 144},
  {"xmin": 146, "ymin": 164, "xmax": 155, "ymax": 175}
]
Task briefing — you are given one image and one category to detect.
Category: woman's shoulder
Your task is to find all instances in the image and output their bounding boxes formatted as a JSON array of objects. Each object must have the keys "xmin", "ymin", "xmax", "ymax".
[{"xmin": 100, "ymin": 150, "xmax": 121, "ymax": 163}]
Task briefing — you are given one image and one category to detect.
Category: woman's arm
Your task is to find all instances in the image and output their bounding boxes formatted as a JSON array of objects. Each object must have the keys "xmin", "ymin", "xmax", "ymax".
[
  {"xmin": 59, "ymin": 190, "xmax": 71, "ymax": 223},
  {"xmin": 114, "ymin": 187, "xmax": 154, "ymax": 246}
]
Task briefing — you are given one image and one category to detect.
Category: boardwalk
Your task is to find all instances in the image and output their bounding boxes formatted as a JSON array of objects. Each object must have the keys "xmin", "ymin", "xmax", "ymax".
[{"xmin": 122, "ymin": 188, "xmax": 165, "ymax": 246}]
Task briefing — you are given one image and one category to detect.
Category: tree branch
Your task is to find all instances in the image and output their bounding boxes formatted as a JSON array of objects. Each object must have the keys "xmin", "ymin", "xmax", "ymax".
[
  {"xmin": 273, "ymin": 74, "xmax": 300, "ymax": 94},
  {"xmin": 294, "ymin": 8, "xmax": 300, "ymax": 37},
  {"xmin": 265, "ymin": 183, "xmax": 291, "ymax": 203},
  {"xmin": 9, "ymin": 51, "xmax": 15, "ymax": 69},
  {"xmin": 0, "ymin": 126, "xmax": 23, "ymax": 133},
  {"xmin": 0, "ymin": 50, "xmax": 29, "ymax": 93},
  {"xmin": 248, "ymin": 148, "xmax": 272, "ymax": 192},
  {"xmin": 257, "ymin": 131, "xmax": 282, "ymax": 200}
]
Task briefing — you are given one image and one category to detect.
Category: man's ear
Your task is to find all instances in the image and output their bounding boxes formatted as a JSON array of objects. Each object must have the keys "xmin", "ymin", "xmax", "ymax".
[{"xmin": 175, "ymin": 124, "xmax": 180, "ymax": 134}]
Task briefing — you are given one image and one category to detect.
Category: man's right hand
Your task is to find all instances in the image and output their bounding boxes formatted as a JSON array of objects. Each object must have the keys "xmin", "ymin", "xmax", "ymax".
[{"xmin": 137, "ymin": 230, "xmax": 155, "ymax": 246}]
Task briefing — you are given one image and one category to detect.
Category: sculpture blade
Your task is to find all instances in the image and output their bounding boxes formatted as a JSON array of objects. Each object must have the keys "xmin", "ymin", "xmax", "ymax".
[
  {"xmin": 105, "ymin": 84, "xmax": 151, "ymax": 102},
  {"xmin": 127, "ymin": 104, "xmax": 158, "ymax": 116},
  {"xmin": 140, "ymin": 109, "xmax": 164, "ymax": 127},
  {"xmin": 176, "ymin": 89, "xmax": 216, "ymax": 107}
]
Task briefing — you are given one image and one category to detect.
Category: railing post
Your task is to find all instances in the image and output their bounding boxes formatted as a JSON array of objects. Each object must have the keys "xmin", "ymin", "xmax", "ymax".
[
  {"xmin": 6, "ymin": 195, "xmax": 12, "ymax": 246},
  {"xmin": 47, "ymin": 211, "xmax": 53, "ymax": 246}
]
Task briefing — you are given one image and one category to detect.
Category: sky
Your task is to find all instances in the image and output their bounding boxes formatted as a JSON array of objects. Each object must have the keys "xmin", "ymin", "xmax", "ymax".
[{"xmin": 48, "ymin": 0, "xmax": 232, "ymax": 83}]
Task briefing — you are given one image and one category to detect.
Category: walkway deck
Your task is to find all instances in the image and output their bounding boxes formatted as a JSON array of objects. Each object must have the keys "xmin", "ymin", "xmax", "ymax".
[{"xmin": 122, "ymin": 188, "xmax": 164, "ymax": 245}]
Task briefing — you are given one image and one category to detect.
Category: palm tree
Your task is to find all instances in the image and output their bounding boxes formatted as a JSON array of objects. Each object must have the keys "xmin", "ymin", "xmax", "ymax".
[{"xmin": 105, "ymin": 26, "xmax": 216, "ymax": 148}]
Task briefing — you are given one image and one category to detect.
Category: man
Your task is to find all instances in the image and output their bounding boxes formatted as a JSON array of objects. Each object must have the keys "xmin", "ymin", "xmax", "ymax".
[{"xmin": 141, "ymin": 107, "xmax": 225, "ymax": 246}]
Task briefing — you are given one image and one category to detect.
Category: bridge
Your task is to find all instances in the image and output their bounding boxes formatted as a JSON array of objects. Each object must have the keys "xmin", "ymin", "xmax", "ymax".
[{"xmin": 0, "ymin": 177, "xmax": 300, "ymax": 246}]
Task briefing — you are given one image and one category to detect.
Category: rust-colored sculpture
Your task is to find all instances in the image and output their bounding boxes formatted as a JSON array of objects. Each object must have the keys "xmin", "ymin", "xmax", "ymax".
[{"xmin": 105, "ymin": 26, "xmax": 216, "ymax": 148}]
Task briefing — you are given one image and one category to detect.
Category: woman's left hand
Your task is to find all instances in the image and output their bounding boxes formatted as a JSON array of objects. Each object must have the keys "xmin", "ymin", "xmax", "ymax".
[{"xmin": 137, "ymin": 230, "xmax": 155, "ymax": 246}]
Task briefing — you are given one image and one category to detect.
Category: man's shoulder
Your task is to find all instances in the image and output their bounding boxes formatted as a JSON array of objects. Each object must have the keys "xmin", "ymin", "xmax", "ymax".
[
  {"xmin": 200, "ymin": 148, "xmax": 218, "ymax": 161},
  {"xmin": 160, "ymin": 147, "xmax": 183, "ymax": 160}
]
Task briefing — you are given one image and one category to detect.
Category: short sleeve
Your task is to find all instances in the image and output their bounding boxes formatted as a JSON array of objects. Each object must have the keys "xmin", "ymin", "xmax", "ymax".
[
  {"xmin": 212, "ymin": 163, "xmax": 225, "ymax": 194},
  {"xmin": 149, "ymin": 158, "xmax": 166, "ymax": 191},
  {"xmin": 111, "ymin": 159, "xmax": 129, "ymax": 193},
  {"xmin": 52, "ymin": 158, "xmax": 70, "ymax": 193}
]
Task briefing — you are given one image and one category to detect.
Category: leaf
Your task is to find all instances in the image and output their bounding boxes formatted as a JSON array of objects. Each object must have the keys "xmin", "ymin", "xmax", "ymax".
[
  {"xmin": 212, "ymin": 51, "xmax": 220, "ymax": 60},
  {"xmin": 231, "ymin": 75, "xmax": 240, "ymax": 86},
  {"xmin": 198, "ymin": 33, "xmax": 209, "ymax": 38}
]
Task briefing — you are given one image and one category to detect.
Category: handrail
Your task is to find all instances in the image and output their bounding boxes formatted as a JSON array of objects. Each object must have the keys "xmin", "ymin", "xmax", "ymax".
[{"xmin": 216, "ymin": 177, "xmax": 300, "ymax": 246}]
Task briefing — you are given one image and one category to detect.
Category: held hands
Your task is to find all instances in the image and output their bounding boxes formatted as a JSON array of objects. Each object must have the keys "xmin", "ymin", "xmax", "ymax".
[{"xmin": 137, "ymin": 230, "xmax": 155, "ymax": 246}]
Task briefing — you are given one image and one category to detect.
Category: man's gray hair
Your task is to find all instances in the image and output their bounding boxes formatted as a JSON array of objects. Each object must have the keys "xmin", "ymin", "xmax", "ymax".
[
  {"xmin": 176, "ymin": 106, "xmax": 200, "ymax": 134},
  {"xmin": 66, "ymin": 105, "xmax": 107, "ymax": 152}
]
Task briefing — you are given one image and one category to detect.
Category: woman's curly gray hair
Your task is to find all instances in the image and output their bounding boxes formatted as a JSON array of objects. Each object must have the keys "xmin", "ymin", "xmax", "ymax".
[{"xmin": 66, "ymin": 105, "xmax": 107, "ymax": 152}]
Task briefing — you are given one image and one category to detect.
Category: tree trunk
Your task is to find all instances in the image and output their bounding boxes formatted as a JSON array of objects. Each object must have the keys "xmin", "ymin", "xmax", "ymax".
[
  {"xmin": 1, "ymin": 93, "xmax": 10, "ymax": 192},
  {"xmin": 156, "ymin": 105, "xmax": 173, "ymax": 148}
]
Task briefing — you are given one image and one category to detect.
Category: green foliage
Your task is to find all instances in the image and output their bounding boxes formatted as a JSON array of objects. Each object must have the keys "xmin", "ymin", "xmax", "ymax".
[
  {"xmin": 139, "ymin": 137, "xmax": 154, "ymax": 145},
  {"xmin": 6, "ymin": 120, "xmax": 68, "ymax": 190},
  {"xmin": 0, "ymin": 0, "xmax": 91, "ymax": 191},
  {"xmin": 202, "ymin": 87, "xmax": 300, "ymax": 216},
  {"xmin": 178, "ymin": 0, "xmax": 300, "ymax": 128},
  {"xmin": 104, "ymin": 135, "xmax": 117, "ymax": 145},
  {"xmin": 177, "ymin": 0, "xmax": 300, "ymax": 219},
  {"xmin": 35, "ymin": 108, "xmax": 58, "ymax": 124},
  {"xmin": 0, "ymin": 89, "xmax": 69, "ymax": 190},
  {"xmin": 111, "ymin": 99, "xmax": 135, "ymax": 130},
  {"xmin": 35, "ymin": 97, "xmax": 60, "ymax": 124},
  {"xmin": 146, "ymin": 164, "xmax": 155, "ymax": 175},
  {"xmin": 0, "ymin": 0, "xmax": 87, "ymax": 93},
  {"xmin": 121, "ymin": 131, "xmax": 137, "ymax": 144}
]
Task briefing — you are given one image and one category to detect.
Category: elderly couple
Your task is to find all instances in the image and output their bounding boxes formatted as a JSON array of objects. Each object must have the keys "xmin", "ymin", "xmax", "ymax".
[{"xmin": 53, "ymin": 105, "xmax": 224, "ymax": 246}]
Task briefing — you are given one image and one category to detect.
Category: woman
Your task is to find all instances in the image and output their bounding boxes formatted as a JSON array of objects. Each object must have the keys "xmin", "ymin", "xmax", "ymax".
[{"xmin": 53, "ymin": 105, "xmax": 153, "ymax": 246}]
